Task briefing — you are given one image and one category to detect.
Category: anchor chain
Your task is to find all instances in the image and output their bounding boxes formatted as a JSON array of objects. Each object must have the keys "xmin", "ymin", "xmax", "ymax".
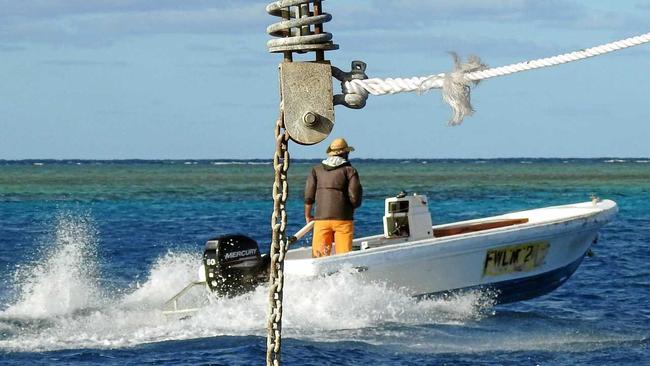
[{"xmin": 266, "ymin": 105, "xmax": 290, "ymax": 366}]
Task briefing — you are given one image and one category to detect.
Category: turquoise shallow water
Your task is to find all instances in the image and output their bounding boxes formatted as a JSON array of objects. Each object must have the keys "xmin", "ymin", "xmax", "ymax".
[{"xmin": 0, "ymin": 159, "xmax": 649, "ymax": 365}]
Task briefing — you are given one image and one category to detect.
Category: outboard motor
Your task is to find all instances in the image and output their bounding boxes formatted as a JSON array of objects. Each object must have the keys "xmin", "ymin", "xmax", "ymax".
[{"xmin": 203, "ymin": 234, "xmax": 270, "ymax": 297}]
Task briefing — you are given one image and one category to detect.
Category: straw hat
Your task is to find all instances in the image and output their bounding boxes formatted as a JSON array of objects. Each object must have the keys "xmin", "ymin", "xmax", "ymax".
[{"xmin": 326, "ymin": 138, "xmax": 355, "ymax": 156}]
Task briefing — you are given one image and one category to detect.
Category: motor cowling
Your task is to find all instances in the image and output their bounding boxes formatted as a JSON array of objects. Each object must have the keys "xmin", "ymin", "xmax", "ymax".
[{"xmin": 203, "ymin": 234, "xmax": 270, "ymax": 297}]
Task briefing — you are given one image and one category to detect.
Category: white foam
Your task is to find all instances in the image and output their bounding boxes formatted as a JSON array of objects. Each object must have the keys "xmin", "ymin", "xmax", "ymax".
[
  {"xmin": 282, "ymin": 271, "xmax": 493, "ymax": 334},
  {"xmin": 121, "ymin": 252, "xmax": 200, "ymax": 306}
]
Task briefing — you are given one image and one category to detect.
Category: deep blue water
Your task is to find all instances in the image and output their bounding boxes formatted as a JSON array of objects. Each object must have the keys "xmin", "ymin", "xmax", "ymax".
[{"xmin": 1, "ymin": 159, "xmax": 649, "ymax": 365}]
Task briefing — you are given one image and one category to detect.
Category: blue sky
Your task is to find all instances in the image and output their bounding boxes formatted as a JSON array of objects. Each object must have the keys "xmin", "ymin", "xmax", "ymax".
[{"xmin": 1, "ymin": 0, "xmax": 649, "ymax": 159}]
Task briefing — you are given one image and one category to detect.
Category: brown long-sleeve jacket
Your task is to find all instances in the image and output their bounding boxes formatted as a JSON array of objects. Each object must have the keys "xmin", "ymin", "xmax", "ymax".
[{"xmin": 304, "ymin": 162, "xmax": 362, "ymax": 220}]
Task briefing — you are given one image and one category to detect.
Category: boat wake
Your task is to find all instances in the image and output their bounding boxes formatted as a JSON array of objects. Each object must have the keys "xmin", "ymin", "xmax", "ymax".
[{"xmin": 0, "ymin": 212, "xmax": 637, "ymax": 354}]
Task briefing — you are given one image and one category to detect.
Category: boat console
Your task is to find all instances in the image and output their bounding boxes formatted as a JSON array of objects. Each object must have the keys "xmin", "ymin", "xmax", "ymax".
[{"xmin": 383, "ymin": 193, "xmax": 433, "ymax": 240}]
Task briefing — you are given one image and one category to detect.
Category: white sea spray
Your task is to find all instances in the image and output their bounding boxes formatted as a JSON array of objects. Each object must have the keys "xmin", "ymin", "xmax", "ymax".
[{"xmin": 4, "ymin": 213, "xmax": 102, "ymax": 318}]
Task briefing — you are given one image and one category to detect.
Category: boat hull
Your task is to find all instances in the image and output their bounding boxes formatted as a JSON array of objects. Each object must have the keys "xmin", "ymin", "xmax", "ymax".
[{"xmin": 417, "ymin": 251, "xmax": 586, "ymax": 304}]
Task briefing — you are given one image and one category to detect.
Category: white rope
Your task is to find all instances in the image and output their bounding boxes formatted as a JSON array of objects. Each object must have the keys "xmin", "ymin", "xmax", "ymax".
[
  {"xmin": 466, "ymin": 32, "xmax": 650, "ymax": 82},
  {"xmin": 343, "ymin": 32, "xmax": 650, "ymax": 125}
]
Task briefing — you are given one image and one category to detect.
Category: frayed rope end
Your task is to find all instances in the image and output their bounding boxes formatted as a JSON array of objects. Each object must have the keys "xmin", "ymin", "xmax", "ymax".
[{"xmin": 442, "ymin": 53, "xmax": 487, "ymax": 126}]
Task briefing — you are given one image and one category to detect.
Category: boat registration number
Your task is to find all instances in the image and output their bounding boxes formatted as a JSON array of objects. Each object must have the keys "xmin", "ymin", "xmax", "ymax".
[{"xmin": 483, "ymin": 241, "xmax": 550, "ymax": 276}]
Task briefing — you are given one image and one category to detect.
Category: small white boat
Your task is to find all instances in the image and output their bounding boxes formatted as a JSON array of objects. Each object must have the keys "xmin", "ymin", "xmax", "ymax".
[{"xmin": 164, "ymin": 194, "xmax": 617, "ymax": 314}]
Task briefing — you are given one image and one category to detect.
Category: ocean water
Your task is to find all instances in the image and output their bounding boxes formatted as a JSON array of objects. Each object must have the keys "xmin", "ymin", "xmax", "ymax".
[{"xmin": 0, "ymin": 159, "xmax": 648, "ymax": 365}]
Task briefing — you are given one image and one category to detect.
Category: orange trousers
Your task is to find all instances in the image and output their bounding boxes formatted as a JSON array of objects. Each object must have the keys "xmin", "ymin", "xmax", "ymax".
[{"xmin": 312, "ymin": 220, "xmax": 354, "ymax": 258}]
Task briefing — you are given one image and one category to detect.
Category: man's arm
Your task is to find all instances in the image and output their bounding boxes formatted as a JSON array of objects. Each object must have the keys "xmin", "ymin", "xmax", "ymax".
[{"xmin": 348, "ymin": 169, "xmax": 362, "ymax": 209}]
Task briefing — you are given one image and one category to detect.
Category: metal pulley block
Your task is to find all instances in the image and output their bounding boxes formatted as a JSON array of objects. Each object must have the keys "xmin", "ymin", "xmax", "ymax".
[{"xmin": 279, "ymin": 61, "xmax": 335, "ymax": 145}]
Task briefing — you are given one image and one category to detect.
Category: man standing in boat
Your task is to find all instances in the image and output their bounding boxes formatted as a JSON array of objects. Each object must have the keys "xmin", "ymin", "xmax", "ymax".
[{"xmin": 304, "ymin": 138, "xmax": 363, "ymax": 257}]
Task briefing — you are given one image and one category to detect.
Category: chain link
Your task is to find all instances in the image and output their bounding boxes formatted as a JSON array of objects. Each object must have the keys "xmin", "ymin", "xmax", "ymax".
[{"xmin": 266, "ymin": 106, "xmax": 290, "ymax": 366}]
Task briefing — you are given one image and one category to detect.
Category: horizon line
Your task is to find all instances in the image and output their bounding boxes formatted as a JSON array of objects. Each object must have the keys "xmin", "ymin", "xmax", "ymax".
[{"xmin": 2, "ymin": 157, "xmax": 649, "ymax": 162}]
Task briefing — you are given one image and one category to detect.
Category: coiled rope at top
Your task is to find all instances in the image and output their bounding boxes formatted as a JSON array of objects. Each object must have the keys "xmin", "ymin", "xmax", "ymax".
[
  {"xmin": 343, "ymin": 32, "xmax": 650, "ymax": 125},
  {"xmin": 266, "ymin": 0, "xmax": 337, "ymax": 54}
]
